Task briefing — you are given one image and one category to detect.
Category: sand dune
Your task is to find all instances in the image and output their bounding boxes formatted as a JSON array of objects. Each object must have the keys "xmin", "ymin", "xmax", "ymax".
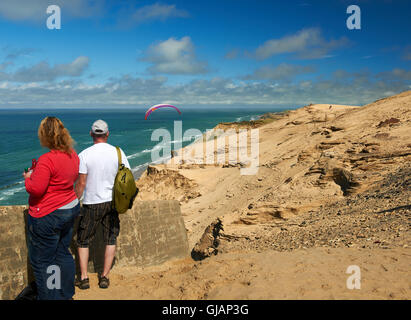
[{"xmin": 76, "ymin": 91, "xmax": 411, "ymax": 300}]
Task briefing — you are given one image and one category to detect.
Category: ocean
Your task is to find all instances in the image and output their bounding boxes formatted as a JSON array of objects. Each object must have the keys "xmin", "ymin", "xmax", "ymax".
[{"xmin": 0, "ymin": 106, "xmax": 287, "ymax": 206}]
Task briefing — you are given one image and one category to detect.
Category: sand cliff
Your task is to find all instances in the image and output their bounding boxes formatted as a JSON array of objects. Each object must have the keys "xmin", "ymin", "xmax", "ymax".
[{"xmin": 76, "ymin": 91, "xmax": 410, "ymax": 300}]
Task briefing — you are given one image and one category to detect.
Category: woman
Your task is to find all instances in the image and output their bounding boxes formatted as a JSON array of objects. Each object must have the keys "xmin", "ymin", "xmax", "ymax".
[{"xmin": 24, "ymin": 116, "xmax": 80, "ymax": 300}]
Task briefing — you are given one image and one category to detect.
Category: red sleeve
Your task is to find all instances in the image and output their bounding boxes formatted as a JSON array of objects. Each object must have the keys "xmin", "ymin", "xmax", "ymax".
[{"xmin": 25, "ymin": 154, "xmax": 52, "ymax": 197}]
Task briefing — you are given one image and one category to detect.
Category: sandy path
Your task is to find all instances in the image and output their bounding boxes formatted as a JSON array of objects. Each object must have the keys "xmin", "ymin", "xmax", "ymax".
[{"xmin": 74, "ymin": 247, "xmax": 410, "ymax": 300}]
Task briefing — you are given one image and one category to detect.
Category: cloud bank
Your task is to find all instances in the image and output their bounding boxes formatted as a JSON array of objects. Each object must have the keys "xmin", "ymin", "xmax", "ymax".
[{"xmin": 0, "ymin": 68, "xmax": 409, "ymax": 108}]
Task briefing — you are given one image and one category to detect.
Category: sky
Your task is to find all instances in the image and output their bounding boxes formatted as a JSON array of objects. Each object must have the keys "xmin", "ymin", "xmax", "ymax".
[{"xmin": 0, "ymin": 0, "xmax": 410, "ymax": 108}]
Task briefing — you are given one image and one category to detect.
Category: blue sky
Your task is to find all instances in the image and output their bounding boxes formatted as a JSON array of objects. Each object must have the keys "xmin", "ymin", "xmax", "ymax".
[{"xmin": 0, "ymin": 0, "xmax": 410, "ymax": 108}]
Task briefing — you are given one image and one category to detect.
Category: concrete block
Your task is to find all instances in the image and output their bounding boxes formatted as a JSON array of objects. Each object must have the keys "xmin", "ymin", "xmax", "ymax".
[{"xmin": 0, "ymin": 200, "xmax": 188, "ymax": 300}]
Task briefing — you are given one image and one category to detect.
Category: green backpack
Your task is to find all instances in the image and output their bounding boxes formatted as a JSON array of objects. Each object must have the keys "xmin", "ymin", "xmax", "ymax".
[{"xmin": 112, "ymin": 146, "xmax": 138, "ymax": 214}]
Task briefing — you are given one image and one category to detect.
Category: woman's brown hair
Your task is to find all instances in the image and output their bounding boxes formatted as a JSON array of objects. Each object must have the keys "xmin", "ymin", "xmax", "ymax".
[{"xmin": 38, "ymin": 117, "xmax": 74, "ymax": 154}]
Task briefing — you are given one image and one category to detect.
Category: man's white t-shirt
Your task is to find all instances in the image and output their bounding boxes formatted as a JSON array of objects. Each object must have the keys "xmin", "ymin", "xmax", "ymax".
[{"xmin": 79, "ymin": 143, "xmax": 131, "ymax": 205}]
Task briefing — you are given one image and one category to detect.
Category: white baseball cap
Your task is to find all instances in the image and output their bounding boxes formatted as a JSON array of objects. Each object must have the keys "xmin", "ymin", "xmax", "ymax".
[{"xmin": 91, "ymin": 119, "xmax": 109, "ymax": 134}]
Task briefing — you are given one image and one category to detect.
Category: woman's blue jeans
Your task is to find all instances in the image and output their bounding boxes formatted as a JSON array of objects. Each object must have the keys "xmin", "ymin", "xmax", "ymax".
[{"xmin": 27, "ymin": 204, "xmax": 80, "ymax": 300}]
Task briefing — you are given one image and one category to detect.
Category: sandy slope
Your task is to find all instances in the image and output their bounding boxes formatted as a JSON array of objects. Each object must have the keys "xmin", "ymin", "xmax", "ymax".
[
  {"xmin": 75, "ymin": 247, "xmax": 410, "ymax": 300},
  {"xmin": 76, "ymin": 91, "xmax": 411, "ymax": 300}
]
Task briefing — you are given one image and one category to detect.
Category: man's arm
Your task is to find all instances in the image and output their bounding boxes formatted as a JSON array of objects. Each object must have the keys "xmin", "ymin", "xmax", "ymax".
[
  {"xmin": 121, "ymin": 149, "xmax": 131, "ymax": 169},
  {"xmin": 75, "ymin": 173, "xmax": 87, "ymax": 200}
]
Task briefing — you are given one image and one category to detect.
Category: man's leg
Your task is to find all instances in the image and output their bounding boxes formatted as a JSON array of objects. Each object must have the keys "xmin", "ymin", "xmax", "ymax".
[
  {"xmin": 76, "ymin": 204, "xmax": 99, "ymax": 286},
  {"xmin": 99, "ymin": 204, "xmax": 120, "ymax": 287},
  {"xmin": 101, "ymin": 245, "xmax": 116, "ymax": 278},
  {"xmin": 78, "ymin": 247, "xmax": 89, "ymax": 280}
]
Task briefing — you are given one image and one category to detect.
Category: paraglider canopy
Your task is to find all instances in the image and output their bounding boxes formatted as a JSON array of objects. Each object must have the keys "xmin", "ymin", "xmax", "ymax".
[{"xmin": 145, "ymin": 104, "xmax": 181, "ymax": 120}]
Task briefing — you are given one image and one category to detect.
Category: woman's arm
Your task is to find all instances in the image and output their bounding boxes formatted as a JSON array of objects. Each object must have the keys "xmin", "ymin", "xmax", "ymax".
[{"xmin": 24, "ymin": 156, "xmax": 51, "ymax": 197}]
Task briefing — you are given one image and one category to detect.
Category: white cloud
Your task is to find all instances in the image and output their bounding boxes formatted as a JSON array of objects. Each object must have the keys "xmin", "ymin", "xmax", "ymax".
[
  {"xmin": 0, "ymin": 56, "xmax": 89, "ymax": 82},
  {"xmin": 3, "ymin": 47, "xmax": 36, "ymax": 60},
  {"xmin": 244, "ymin": 63, "xmax": 315, "ymax": 81},
  {"xmin": 130, "ymin": 3, "xmax": 189, "ymax": 24},
  {"xmin": 377, "ymin": 68, "xmax": 411, "ymax": 81},
  {"xmin": 143, "ymin": 37, "xmax": 208, "ymax": 75},
  {"xmin": 254, "ymin": 28, "xmax": 349, "ymax": 60},
  {"xmin": 0, "ymin": 61, "xmax": 13, "ymax": 71},
  {"xmin": 402, "ymin": 45, "xmax": 411, "ymax": 61},
  {"xmin": 0, "ymin": 0, "xmax": 103, "ymax": 22},
  {"xmin": 225, "ymin": 49, "xmax": 240, "ymax": 60}
]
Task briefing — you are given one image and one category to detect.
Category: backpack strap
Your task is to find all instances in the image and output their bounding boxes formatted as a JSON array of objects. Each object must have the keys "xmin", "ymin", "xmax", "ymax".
[{"xmin": 115, "ymin": 146, "xmax": 122, "ymax": 169}]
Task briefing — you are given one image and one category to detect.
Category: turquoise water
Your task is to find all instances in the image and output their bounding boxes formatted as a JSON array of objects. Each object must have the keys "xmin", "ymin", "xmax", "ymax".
[{"xmin": 0, "ymin": 106, "xmax": 287, "ymax": 205}]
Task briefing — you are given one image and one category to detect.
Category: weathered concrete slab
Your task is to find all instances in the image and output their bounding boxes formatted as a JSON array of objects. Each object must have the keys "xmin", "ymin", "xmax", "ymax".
[{"xmin": 0, "ymin": 200, "xmax": 189, "ymax": 300}]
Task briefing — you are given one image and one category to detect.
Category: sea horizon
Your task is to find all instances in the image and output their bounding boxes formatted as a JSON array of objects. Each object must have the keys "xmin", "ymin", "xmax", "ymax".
[{"xmin": 0, "ymin": 105, "xmax": 290, "ymax": 206}]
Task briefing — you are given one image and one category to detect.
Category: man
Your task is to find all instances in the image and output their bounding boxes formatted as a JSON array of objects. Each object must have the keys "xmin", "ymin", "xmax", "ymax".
[{"xmin": 75, "ymin": 119, "xmax": 131, "ymax": 289}]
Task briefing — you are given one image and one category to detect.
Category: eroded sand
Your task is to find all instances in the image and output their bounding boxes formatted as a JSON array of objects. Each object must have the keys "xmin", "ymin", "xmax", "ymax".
[{"xmin": 75, "ymin": 91, "xmax": 411, "ymax": 300}]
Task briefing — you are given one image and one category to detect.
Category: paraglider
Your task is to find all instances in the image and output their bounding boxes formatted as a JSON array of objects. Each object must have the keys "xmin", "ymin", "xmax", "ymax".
[{"xmin": 145, "ymin": 104, "xmax": 181, "ymax": 120}]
